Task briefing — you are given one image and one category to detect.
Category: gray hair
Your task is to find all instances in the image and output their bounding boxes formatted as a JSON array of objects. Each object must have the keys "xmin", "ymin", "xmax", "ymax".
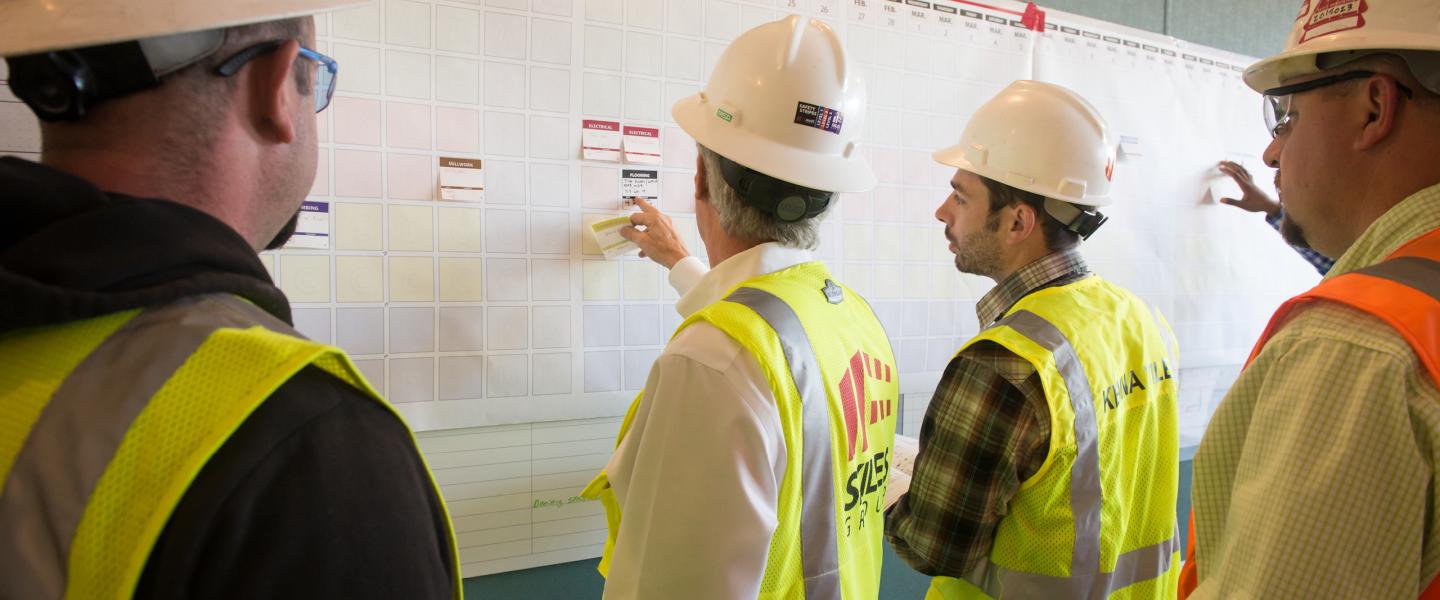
[{"xmin": 698, "ymin": 144, "xmax": 828, "ymax": 249}]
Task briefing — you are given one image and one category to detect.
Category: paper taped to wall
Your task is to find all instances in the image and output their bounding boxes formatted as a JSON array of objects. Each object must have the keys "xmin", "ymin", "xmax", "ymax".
[
  {"xmin": 439, "ymin": 157, "xmax": 485, "ymax": 201},
  {"xmin": 284, "ymin": 200, "xmax": 330, "ymax": 249}
]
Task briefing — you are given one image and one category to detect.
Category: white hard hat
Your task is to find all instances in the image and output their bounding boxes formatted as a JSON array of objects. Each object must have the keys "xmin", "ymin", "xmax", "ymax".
[
  {"xmin": 1245, "ymin": 0, "xmax": 1440, "ymax": 93},
  {"xmin": 673, "ymin": 14, "xmax": 875, "ymax": 194},
  {"xmin": 0, "ymin": 0, "xmax": 366, "ymax": 57},
  {"xmin": 934, "ymin": 80, "xmax": 1118, "ymax": 208}
]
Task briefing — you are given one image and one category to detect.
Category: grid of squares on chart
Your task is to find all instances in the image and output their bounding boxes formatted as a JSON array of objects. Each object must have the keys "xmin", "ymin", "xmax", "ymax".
[
  {"xmin": 260, "ymin": 0, "xmax": 1028, "ymax": 411},
  {"xmin": 833, "ymin": 0, "xmax": 1042, "ymax": 388}
]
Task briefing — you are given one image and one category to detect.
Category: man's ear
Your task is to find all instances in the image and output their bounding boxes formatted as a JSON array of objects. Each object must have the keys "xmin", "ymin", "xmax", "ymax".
[
  {"xmin": 248, "ymin": 40, "xmax": 303, "ymax": 144},
  {"xmin": 1006, "ymin": 202, "xmax": 1039, "ymax": 245},
  {"xmin": 694, "ymin": 152, "xmax": 709, "ymax": 203},
  {"xmin": 1355, "ymin": 75, "xmax": 1405, "ymax": 151}
]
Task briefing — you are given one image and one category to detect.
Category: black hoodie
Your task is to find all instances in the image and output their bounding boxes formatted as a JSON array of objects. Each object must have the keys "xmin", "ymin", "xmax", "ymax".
[{"xmin": 1, "ymin": 157, "xmax": 456, "ymax": 598}]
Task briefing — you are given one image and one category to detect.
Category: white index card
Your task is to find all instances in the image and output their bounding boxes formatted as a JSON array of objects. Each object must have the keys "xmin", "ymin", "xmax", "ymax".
[
  {"xmin": 622, "ymin": 126, "xmax": 662, "ymax": 164},
  {"xmin": 581, "ymin": 120, "xmax": 623, "ymax": 162},
  {"xmin": 589, "ymin": 216, "xmax": 641, "ymax": 260},
  {"xmin": 620, "ymin": 169, "xmax": 659, "ymax": 206},
  {"xmin": 1119, "ymin": 134, "xmax": 1144, "ymax": 160},
  {"xmin": 285, "ymin": 201, "xmax": 330, "ymax": 249},
  {"xmin": 439, "ymin": 156, "xmax": 485, "ymax": 201}
]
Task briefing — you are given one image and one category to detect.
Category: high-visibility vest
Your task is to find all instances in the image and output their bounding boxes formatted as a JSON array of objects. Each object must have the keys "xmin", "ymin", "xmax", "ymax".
[
  {"xmin": 1179, "ymin": 227, "xmax": 1440, "ymax": 599},
  {"xmin": 581, "ymin": 261, "xmax": 899, "ymax": 599},
  {"xmin": 927, "ymin": 276, "xmax": 1181, "ymax": 600},
  {"xmin": 0, "ymin": 294, "xmax": 461, "ymax": 600}
]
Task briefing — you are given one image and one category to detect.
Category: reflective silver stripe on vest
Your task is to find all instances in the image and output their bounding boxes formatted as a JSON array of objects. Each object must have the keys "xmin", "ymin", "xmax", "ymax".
[
  {"xmin": 724, "ymin": 287, "xmax": 841, "ymax": 600},
  {"xmin": 1354, "ymin": 256, "xmax": 1440, "ymax": 302},
  {"xmin": 0, "ymin": 295, "xmax": 299, "ymax": 600},
  {"xmin": 964, "ymin": 309, "xmax": 1177, "ymax": 598}
]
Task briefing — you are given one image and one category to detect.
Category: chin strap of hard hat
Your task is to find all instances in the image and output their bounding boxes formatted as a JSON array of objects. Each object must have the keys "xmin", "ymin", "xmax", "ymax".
[
  {"xmin": 6, "ymin": 29, "xmax": 223, "ymax": 122},
  {"xmin": 716, "ymin": 153, "xmax": 833, "ymax": 223},
  {"xmin": 1044, "ymin": 197, "xmax": 1108, "ymax": 240}
]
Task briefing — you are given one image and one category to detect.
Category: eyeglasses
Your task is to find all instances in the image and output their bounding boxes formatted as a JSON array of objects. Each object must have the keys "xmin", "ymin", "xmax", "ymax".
[
  {"xmin": 1263, "ymin": 70, "xmax": 1413, "ymax": 138},
  {"xmin": 214, "ymin": 41, "xmax": 339, "ymax": 113}
]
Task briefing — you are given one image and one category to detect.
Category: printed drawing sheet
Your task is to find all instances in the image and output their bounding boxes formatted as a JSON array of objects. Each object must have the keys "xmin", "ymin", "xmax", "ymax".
[{"xmin": 0, "ymin": 0, "xmax": 1320, "ymax": 577}]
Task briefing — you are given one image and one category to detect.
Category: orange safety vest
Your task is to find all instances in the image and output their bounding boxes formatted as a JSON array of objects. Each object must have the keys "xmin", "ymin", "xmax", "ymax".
[{"xmin": 1179, "ymin": 227, "xmax": 1440, "ymax": 598}]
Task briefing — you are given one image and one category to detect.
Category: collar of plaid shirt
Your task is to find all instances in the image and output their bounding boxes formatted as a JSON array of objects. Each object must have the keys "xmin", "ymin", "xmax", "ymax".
[{"xmin": 975, "ymin": 248, "xmax": 1091, "ymax": 327}]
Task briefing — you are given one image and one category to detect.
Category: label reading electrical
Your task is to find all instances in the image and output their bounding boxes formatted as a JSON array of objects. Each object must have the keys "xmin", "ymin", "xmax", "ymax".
[
  {"xmin": 622, "ymin": 126, "xmax": 661, "ymax": 164},
  {"xmin": 581, "ymin": 120, "xmax": 622, "ymax": 162},
  {"xmin": 794, "ymin": 101, "xmax": 844, "ymax": 135}
]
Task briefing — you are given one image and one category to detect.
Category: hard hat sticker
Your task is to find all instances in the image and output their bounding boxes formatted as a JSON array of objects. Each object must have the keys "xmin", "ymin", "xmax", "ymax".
[
  {"xmin": 793, "ymin": 101, "xmax": 844, "ymax": 135},
  {"xmin": 1299, "ymin": 0, "xmax": 1367, "ymax": 45}
]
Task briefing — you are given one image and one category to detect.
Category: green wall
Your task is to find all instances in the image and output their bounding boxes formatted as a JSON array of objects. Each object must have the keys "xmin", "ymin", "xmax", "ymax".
[{"xmin": 1042, "ymin": 0, "xmax": 1296, "ymax": 59}]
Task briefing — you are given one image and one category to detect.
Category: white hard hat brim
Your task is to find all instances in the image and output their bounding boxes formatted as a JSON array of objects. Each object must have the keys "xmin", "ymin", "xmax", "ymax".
[
  {"xmin": 673, "ymin": 93, "xmax": 877, "ymax": 194},
  {"xmin": 932, "ymin": 145, "xmax": 1113, "ymax": 208},
  {"xmin": 1244, "ymin": 31, "xmax": 1440, "ymax": 93},
  {"xmin": 0, "ymin": 0, "xmax": 368, "ymax": 57}
]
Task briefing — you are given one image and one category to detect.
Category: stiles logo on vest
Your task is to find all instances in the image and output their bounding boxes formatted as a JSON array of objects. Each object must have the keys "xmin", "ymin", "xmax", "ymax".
[{"xmin": 837, "ymin": 350, "xmax": 895, "ymax": 536}]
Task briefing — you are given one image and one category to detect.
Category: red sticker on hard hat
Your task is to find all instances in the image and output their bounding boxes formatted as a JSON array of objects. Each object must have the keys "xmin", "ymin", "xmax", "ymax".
[
  {"xmin": 1105, "ymin": 157, "xmax": 1115, "ymax": 181},
  {"xmin": 794, "ymin": 101, "xmax": 844, "ymax": 135},
  {"xmin": 1296, "ymin": 0, "xmax": 1311, "ymax": 21},
  {"xmin": 1299, "ymin": 0, "xmax": 1367, "ymax": 45}
]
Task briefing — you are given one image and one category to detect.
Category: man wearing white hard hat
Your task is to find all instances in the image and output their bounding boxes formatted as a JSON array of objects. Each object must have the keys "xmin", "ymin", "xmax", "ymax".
[
  {"xmin": 0, "ymin": 2, "xmax": 458, "ymax": 598},
  {"xmin": 580, "ymin": 15, "xmax": 898, "ymax": 600},
  {"xmin": 1180, "ymin": 1, "xmax": 1440, "ymax": 597},
  {"xmin": 885, "ymin": 80, "xmax": 1181, "ymax": 599}
]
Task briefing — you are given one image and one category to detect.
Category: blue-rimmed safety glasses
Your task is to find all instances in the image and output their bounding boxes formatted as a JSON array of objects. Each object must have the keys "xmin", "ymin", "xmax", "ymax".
[
  {"xmin": 1263, "ymin": 70, "xmax": 1413, "ymax": 138},
  {"xmin": 215, "ymin": 41, "xmax": 339, "ymax": 113}
]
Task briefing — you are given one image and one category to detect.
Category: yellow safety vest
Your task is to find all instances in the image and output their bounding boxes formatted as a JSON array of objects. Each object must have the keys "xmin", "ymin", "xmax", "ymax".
[
  {"xmin": 0, "ymin": 294, "xmax": 461, "ymax": 600},
  {"xmin": 581, "ymin": 261, "xmax": 899, "ymax": 599},
  {"xmin": 927, "ymin": 276, "xmax": 1180, "ymax": 600}
]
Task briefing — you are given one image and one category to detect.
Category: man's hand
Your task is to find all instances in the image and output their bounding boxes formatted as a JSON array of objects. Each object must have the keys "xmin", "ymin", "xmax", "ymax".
[
  {"xmin": 621, "ymin": 198, "xmax": 690, "ymax": 269},
  {"xmin": 1217, "ymin": 161, "xmax": 1281, "ymax": 219}
]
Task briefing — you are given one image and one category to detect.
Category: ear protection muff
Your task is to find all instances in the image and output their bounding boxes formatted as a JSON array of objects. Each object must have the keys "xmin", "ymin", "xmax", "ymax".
[
  {"xmin": 715, "ymin": 154, "xmax": 833, "ymax": 223},
  {"xmin": 7, "ymin": 41, "xmax": 162, "ymax": 122},
  {"xmin": 1043, "ymin": 197, "xmax": 1108, "ymax": 240}
]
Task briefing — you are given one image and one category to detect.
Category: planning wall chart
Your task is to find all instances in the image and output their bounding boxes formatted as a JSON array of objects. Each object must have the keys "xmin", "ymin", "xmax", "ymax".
[{"xmin": 0, "ymin": 0, "xmax": 1319, "ymax": 577}]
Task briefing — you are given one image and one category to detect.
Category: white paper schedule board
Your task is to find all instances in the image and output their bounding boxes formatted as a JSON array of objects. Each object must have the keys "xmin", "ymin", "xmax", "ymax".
[{"xmin": 0, "ymin": 0, "xmax": 1320, "ymax": 577}]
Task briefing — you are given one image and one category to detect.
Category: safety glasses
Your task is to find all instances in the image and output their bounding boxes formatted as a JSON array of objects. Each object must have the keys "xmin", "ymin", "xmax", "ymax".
[
  {"xmin": 1263, "ymin": 70, "xmax": 1413, "ymax": 138},
  {"xmin": 215, "ymin": 41, "xmax": 339, "ymax": 113}
]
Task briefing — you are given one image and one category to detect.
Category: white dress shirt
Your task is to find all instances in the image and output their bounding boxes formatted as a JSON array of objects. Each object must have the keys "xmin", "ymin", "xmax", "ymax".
[{"xmin": 601, "ymin": 243, "xmax": 813, "ymax": 600}]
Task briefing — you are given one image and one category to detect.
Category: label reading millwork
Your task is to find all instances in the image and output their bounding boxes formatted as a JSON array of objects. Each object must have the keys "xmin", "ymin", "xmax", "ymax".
[
  {"xmin": 793, "ymin": 101, "xmax": 844, "ymax": 135},
  {"xmin": 438, "ymin": 156, "xmax": 485, "ymax": 201},
  {"xmin": 286, "ymin": 200, "xmax": 330, "ymax": 249}
]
